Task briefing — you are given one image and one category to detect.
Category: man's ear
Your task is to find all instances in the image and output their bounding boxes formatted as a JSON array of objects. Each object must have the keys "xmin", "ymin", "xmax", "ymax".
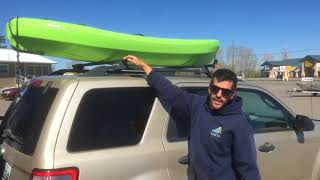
[{"xmin": 208, "ymin": 86, "xmax": 211, "ymax": 95}]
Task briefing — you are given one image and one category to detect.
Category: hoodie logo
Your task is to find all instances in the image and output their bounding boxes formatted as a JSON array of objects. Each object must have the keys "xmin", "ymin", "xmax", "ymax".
[{"xmin": 211, "ymin": 127, "xmax": 223, "ymax": 138}]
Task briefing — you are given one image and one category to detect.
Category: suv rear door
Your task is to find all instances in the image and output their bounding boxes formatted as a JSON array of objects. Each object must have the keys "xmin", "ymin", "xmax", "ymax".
[
  {"xmin": 1, "ymin": 78, "xmax": 77, "ymax": 180},
  {"xmin": 162, "ymin": 82, "xmax": 208, "ymax": 180},
  {"xmin": 54, "ymin": 79, "xmax": 169, "ymax": 180}
]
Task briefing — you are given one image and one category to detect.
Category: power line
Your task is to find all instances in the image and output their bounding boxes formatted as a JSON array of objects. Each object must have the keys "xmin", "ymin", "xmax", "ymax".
[
  {"xmin": 217, "ymin": 48, "xmax": 320, "ymax": 59},
  {"xmin": 254, "ymin": 48, "xmax": 320, "ymax": 56}
]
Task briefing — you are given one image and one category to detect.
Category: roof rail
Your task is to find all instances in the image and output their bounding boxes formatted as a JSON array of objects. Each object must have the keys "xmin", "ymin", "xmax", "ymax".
[{"xmin": 70, "ymin": 59, "xmax": 218, "ymax": 77}]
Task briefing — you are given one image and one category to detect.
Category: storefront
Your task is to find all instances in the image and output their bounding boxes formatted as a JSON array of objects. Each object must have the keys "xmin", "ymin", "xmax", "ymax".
[
  {"xmin": 300, "ymin": 55, "xmax": 320, "ymax": 77},
  {"xmin": 260, "ymin": 58, "xmax": 302, "ymax": 79}
]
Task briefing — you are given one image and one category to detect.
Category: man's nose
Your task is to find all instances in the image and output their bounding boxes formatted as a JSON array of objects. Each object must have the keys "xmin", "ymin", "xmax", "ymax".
[{"xmin": 216, "ymin": 89, "xmax": 222, "ymax": 97}]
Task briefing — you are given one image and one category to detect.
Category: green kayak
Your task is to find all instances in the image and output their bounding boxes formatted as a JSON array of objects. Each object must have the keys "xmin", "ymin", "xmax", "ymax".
[{"xmin": 6, "ymin": 17, "xmax": 219, "ymax": 67}]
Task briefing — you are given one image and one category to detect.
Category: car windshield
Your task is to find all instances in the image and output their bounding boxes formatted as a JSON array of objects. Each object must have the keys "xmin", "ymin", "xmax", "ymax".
[{"xmin": 2, "ymin": 80, "xmax": 58, "ymax": 155}]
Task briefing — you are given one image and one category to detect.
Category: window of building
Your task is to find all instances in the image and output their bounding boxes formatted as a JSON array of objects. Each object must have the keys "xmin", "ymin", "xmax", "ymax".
[
  {"xmin": 67, "ymin": 88, "xmax": 156, "ymax": 152},
  {"xmin": 27, "ymin": 65, "xmax": 50, "ymax": 76},
  {"xmin": 0, "ymin": 64, "xmax": 9, "ymax": 75},
  {"xmin": 265, "ymin": 65, "xmax": 270, "ymax": 70},
  {"xmin": 42, "ymin": 66, "xmax": 49, "ymax": 75}
]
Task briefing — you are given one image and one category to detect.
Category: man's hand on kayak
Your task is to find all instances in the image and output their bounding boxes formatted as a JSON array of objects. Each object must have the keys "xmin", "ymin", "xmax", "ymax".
[{"xmin": 123, "ymin": 55, "xmax": 152, "ymax": 75}]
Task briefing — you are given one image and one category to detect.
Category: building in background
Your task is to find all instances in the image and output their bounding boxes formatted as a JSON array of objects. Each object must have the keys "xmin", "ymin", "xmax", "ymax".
[
  {"xmin": 0, "ymin": 48, "xmax": 56, "ymax": 87},
  {"xmin": 261, "ymin": 55, "xmax": 320, "ymax": 79},
  {"xmin": 300, "ymin": 55, "xmax": 320, "ymax": 78},
  {"xmin": 260, "ymin": 58, "xmax": 302, "ymax": 79}
]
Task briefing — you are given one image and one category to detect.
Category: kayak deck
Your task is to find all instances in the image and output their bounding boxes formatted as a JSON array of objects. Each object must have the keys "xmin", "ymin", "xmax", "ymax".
[{"xmin": 7, "ymin": 17, "xmax": 219, "ymax": 67}]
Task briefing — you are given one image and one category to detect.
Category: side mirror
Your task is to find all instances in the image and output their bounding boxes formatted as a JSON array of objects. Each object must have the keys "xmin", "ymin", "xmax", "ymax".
[{"xmin": 294, "ymin": 115, "xmax": 314, "ymax": 131}]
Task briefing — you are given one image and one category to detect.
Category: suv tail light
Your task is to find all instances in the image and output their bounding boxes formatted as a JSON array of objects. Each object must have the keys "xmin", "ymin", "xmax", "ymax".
[{"xmin": 30, "ymin": 167, "xmax": 79, "ymax": 180}]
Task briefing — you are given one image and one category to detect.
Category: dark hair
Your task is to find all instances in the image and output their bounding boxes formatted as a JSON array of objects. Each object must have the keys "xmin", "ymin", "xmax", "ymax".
[{"xmin": 210, "ymin": 69, "xmax": 237, "ymax": 90}]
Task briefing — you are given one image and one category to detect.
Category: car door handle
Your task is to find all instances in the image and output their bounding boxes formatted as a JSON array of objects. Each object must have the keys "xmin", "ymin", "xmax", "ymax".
[
  {"xmin": 258, "ymin": 142, "xmax": 275, "ymax": 153},
  {"xmin": 178, "ymin": 155, "xmax": 189, "ymax": 165}
]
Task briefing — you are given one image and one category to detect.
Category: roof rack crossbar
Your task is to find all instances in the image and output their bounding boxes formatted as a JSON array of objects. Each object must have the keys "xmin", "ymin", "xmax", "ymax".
[
  {"xmin": 82, "ymin": 66, "xmax": 145, "ymax": 76},
  {"xmin": 72, "ymin": 59, "xmax": 218, "ymax": 77},
  {"xmin": 151, "ymin": 64, "xmax": 214, "ymax": 77}
]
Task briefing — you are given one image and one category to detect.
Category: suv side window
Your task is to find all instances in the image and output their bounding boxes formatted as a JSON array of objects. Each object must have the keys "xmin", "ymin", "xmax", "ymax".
[
  {"xmin": 67, "ymin": 88, "xmax": 155, "ymax": 152},
  {"xmin": 2, "ymin": 82, "xmax": 58, "ymax": 155},
  {"xmin": 237, "ymin": 88, "xmax": 293, "ymax": 132},
  {"xmin": 167, "ymin": 87, "xmax": 293, "ymax": 142}
]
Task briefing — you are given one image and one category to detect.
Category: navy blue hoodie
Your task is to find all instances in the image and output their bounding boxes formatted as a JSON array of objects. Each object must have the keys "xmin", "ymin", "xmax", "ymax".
[{"xmin": 147, "ymin": 71, "xmax": 261, "ymax": 180}]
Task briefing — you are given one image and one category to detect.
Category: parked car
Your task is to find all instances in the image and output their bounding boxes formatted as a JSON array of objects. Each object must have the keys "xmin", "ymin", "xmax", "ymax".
[
  {"xmin": 1, "ymin": 87, "xmax": 18, "ymax": 100},
  {"xmin": 0, "ymin": 65, "xmax": 319, "ymax": 180}
]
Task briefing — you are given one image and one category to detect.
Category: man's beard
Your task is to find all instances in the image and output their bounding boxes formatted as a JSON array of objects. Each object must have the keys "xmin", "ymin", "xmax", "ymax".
[{"xmin": 208, "ymin": 92, "xmax": 225, "ymax": 110}]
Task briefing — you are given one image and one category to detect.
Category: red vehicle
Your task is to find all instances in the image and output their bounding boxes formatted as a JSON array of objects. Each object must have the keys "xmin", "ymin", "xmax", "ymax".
[{"xmin": 1, "ymin": 87, "xmax": 18, "ymax": 100}]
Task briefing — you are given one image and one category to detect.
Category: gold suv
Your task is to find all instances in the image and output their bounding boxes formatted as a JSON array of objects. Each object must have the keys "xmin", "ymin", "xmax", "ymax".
[{"xmin": 0, "ymin": 66, "xmax": 318, "ymax": 180}]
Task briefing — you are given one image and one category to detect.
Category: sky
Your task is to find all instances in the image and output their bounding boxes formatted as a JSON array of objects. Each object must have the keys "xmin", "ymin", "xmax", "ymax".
[{"xmin": 1, "ymin": 0, "xmax": 320, "ymax": 70}]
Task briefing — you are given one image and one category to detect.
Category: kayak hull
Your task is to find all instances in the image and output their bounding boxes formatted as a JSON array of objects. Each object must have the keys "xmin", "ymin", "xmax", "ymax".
[{"xmin": 6, "ymin": 17, "xmax": 219, "ymax": 67}]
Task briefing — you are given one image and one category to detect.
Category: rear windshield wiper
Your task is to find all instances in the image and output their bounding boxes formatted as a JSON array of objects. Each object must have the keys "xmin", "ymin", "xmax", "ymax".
[{"xmin": 2, "ymin": 129, "xmax": 24, "ymax": 145}]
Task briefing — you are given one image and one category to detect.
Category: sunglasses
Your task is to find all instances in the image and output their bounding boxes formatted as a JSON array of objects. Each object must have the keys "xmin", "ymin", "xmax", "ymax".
[{"xmin": 210, "ymin": 85, "xmax": 234, "ymax": 97}]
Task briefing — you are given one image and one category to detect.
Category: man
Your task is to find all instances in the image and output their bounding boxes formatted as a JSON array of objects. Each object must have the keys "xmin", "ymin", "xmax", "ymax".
[{"xmin": 124, "ymin": 55, "xmax": 261, "ymax": 180}]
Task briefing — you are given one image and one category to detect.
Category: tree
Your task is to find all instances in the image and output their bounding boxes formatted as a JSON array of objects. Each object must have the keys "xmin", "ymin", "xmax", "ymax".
[
  {"xmin": 244, "ymin": 69, "xmax": 260, "ymax": 78},
  {"xmin": 226, "ymin": 44, "xmax": 259, "ymax": 78},
  {"xmin": 226, "ymin": 46, "xmax": 236, "ymax": 70},
  {"xmin": 238, "ymin": 47, "xmax": 259, "ymax": 78},
  {"xmin": 0, "ymin": 35, "xmax": 7, "ymax": 48},
  {"xmin": 211, "ymin": 49, "xmax": 227, "ymax": 68},
  {"xmin": 215, "ymin": 49, "xmax": 224, "ymax": 63},
  {"xmin": 281, "ymin": 48, "xmax": 288, "ymax": 60},
  {"xmin": 215, "ymin": 60, "xmax": 232, "ymax": 69},
  {"xmin": 263, "ymin": 52, "xmax": 274, "ymax": 61}
]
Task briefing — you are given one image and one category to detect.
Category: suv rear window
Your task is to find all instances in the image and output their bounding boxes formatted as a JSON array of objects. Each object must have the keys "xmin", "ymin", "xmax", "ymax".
[
  {"xmin": 3, "ymin": 81, "xmax": 58, "ymax": 155},
  {"xmin": 67, "ymin": 88, "xmax": 155, "ymax": 152}
]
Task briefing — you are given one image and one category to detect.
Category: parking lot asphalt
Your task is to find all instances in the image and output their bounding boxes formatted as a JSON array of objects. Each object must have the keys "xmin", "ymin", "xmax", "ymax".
[
  {"xmin": 0, "ymin": 80, "xmax": 319, "ymax": 119},
  {"xmin": 0, "ymin": 98, "xmax": 11, "ymax": 117}
]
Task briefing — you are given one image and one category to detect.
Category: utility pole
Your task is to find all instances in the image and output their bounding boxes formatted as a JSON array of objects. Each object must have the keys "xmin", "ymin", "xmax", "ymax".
[
  {"xmin": 232, "ymin": 40, "xmax": 235, "ymax": 71},
  {"xmin": 281, "ymin": 48, "xmax": 288, "ymax": 60},
  {"xmin": 0, "ymin": 35, "xmax": 7, "ymax": 48}
]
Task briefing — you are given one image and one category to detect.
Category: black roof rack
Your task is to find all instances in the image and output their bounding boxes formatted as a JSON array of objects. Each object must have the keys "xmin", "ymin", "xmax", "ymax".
[
  {"xmin": 72, "ymin": 59, "xmax": 131, "ymax": 71},
  {"xmin": 49, "ymin": 68, "xmax": 89, "ymax": 75},
  {"xmin": 52, "ymin": 59, "xmax": 218, "ymax": 77}
]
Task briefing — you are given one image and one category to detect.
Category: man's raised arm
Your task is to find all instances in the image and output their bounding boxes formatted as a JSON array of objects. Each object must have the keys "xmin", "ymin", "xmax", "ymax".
[{"xmin": 124, "ymin": 55, "xmax": 194, "ymax": 118}]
